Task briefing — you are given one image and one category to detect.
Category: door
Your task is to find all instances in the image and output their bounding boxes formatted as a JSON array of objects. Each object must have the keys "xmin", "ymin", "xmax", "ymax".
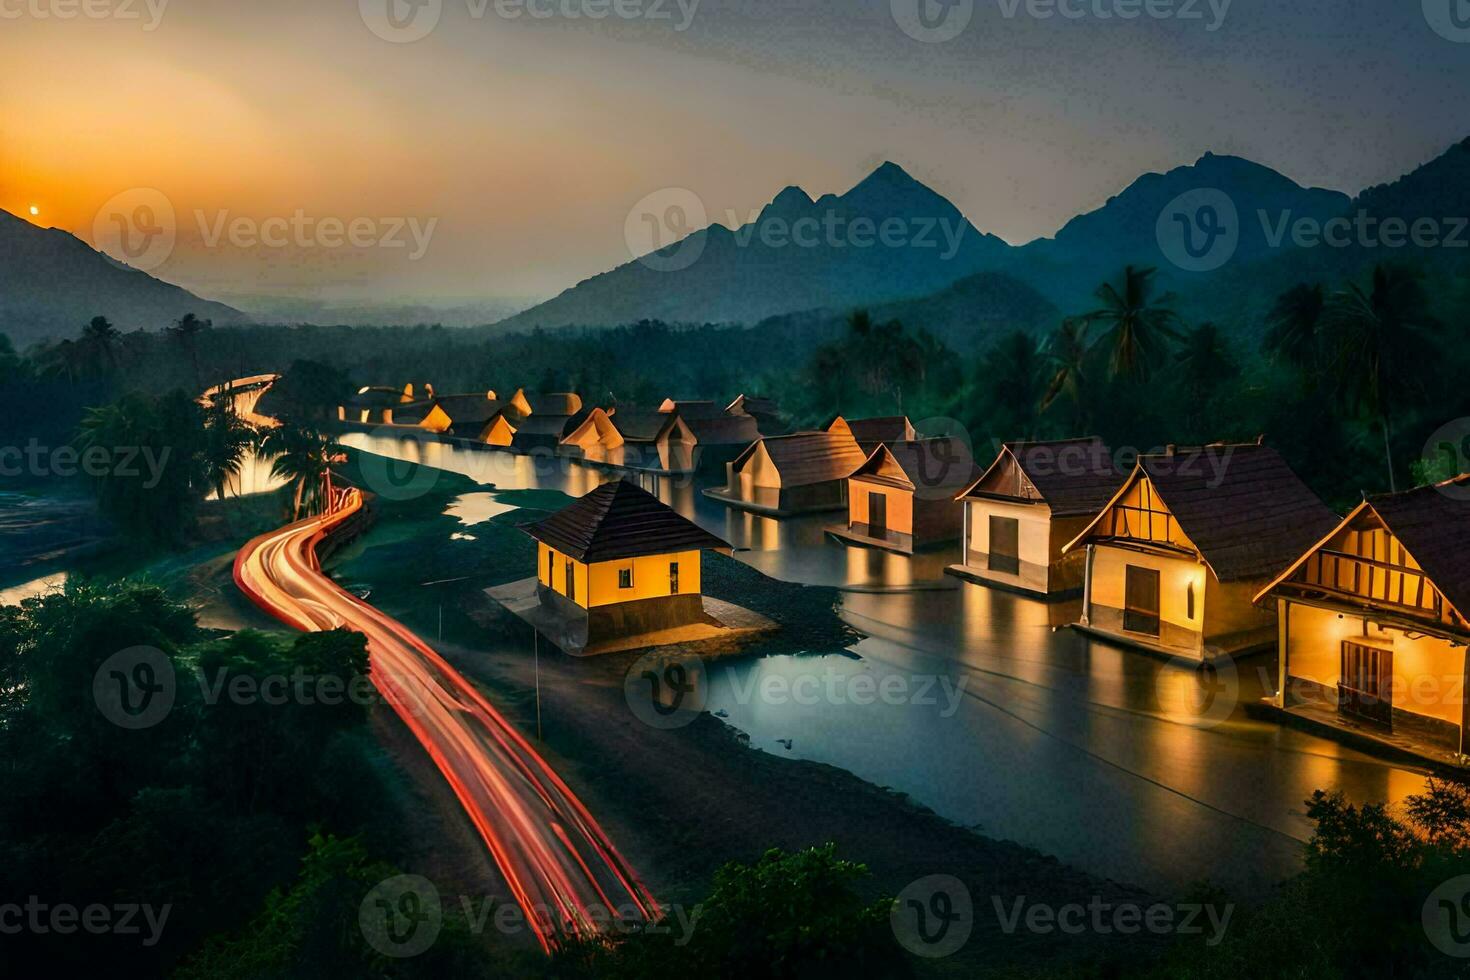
[
  {"xmin": 988, "ymin": 516, "xmax": 1020, "ymax": 575},
  {"xmin": 564, "ymin": 559, "xmax": 575, "ymax": 603},
  {"xmin": 1123, "ymin": 565, "xmax": 1161, "ymax": 636},
  {"xmin": 869, "ymin": 492, "xmax": 888, "ymax": 539},
  {"xmin": 669, "ymin": 561, "xmax": 680, "ymax": 595},
  {"xmin": 1340, "ymin": 641, "xmax": 1393, "ymax": 729}
]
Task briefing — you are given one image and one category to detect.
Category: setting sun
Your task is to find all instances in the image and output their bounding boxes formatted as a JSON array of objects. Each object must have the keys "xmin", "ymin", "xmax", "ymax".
[{"xmin": 28, "ymin": 205, "xmax": 39, "ymax": 216}]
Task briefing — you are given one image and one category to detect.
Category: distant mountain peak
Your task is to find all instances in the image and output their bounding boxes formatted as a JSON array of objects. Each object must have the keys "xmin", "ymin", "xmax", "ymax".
[{"xmin": 757, "ymin": 185, "xmax": 815, "ymax": 223}]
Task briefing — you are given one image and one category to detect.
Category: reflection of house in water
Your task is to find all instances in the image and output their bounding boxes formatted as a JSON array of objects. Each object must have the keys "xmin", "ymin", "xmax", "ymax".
[
  {"xmin": 1257, "ymin": 476, "xmax": 1470, "ymax": 755},
  {"xmin": 487, "ymin": 480, "xmax": 764, "ymax": 656},
  {"xmin": 829, "ymin": 438, "xmax": 977, "ymax": 555},
  {"xmin": 705, "ymin": 424, "xmax": 871, "ymax": 516},
  {"xmin": 1065, "ymin": 443, "xmax": 1337, "ymax": 662},
  {"xmin": 950, "ymin": 438, "xmax": 1125, "ymax": 598}
]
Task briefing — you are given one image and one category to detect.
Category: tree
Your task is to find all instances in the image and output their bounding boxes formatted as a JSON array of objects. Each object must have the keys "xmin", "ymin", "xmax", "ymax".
[
  {"xmin": 1081, "ymin": 265, "xmax": 1183, "ymax": 381},
  {"xmin": 1040, "ymin": 317, "xmax": 1091, "ymax": 431},
  {"xmin": 1322, "ymin": 264, "xmax": 1437, "ymax": 492},
  {"xmin": 170, "ymin": 312, "xmax": 211, "ymax": 385},
  {"xmin": 978, "ymin": 330, "xmax": 1046, "ymax": 441},
  {"xmin": 261, "ymin": 424, "xmax": 345, "ymax": 519},
  {"xmin": 201, "ymin": 392, "xmax": 257, "ymax": 503},
  {"xmin": 81, "ymin": 316, "xmax": 120, "ymax": 375},
  {"xmin": 1264, "ymin": 283, "xmax": 1326, "ymax": 374}
]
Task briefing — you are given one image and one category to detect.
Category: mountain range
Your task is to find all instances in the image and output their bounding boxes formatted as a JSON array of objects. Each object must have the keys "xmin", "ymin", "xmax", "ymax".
[
  {"xmin": 4, "ymin": 137, "xmax": 1464, "ymax": 350},
  {"xmin": 0, "ymin": 209, "xmax": 243, "ymax": 347}
]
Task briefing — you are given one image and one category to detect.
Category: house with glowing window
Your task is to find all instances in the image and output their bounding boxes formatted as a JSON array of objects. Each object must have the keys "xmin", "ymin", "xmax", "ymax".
[
  {"xmin": 1256, "ymin": 476, "xmax": 1470, "ymax": 755},
  {"xmin": 828, "ymin": 438, "xmax": 977, "ymax": 554},
  {"xmin": 1063, "ymin": 443, "xmax": 1338, "ymax": 661},
  {"xmin": 521, "ymin": 480, "xmax": 733, "ymax": 653},
  {"xmin": 950, "ymin": 438, "xmax": 1125, "ymax": 598},
  {"xmin": 417, "ymin": 393, "xmax": 515, "ymax": 445},
  {"xmin": 705, "ymin": 424, "xmax": 871, "ymax": 516}
]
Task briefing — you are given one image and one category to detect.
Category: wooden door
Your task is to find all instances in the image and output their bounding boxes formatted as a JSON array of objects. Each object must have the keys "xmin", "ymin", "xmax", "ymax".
[
  {"xmin": 869, "ymin": 492, "xmax": 888, "ymax": 539},
  {"xmin": 988, "ymin": 516, "xmax": 1020, "ymax": 574},
  {"xmin": 1340, "ymin": 640, "xmax": 1393, "ymax": 729},
  {"xmin": 1123, "ymin": 565, "xmax": 1161, "ymax": 636}
]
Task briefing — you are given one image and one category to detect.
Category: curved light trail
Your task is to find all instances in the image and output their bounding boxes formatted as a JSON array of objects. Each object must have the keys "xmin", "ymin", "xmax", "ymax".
[{"xmin": 233, "ymin": 486, "xmax": 656, "ymax": 953}]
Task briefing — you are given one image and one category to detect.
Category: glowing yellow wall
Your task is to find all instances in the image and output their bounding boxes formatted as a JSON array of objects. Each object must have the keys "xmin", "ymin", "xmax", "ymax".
[
  {"xmin": 1284, "ymin": 601, "xmax": 1467, "ymax": 730},
  {"xmin": 1091, "ymin": 545, "xmax": 1207, "ymax": 638},
  {"xmin": 586, "ymin": 550, "xmax": 701, "ymax": 608},
  {"xmin": 420, "ymin": 405, "xmax": 452, "ymax": 433},
  {"xmin": 537, "ymin": 541, "xmax": 590, "ymax": 609},
  {"xmin": 741, "ymin": 443, "xmax": 781, "ymax": 490},
  {"xmin": 480, "ymin": 416, "xmax": 515, "ymax": 447},
  {"xmin": 850, "ymin": 482, "xmax": 914, "ymax": 535}
]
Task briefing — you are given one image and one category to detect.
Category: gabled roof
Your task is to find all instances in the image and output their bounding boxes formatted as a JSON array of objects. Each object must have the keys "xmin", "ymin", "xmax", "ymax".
[
  {"xmin": 961, "ymin": 438, "xmax": 1125, "ymax": 517},
  {"xmin": 344, "ymin": 386, "xmax": 406, "ymax": 408},
  {"xmin": 726, "ymin": 394, "xmax": 779, "ymax": 417},
  {"xmin": 525, "ymin": 480, "xmax": 730, "ymax": 563},
  {"xmin": 681, "ymin": 413, "xmax": 760, "ymax": 446},
  {"xmin": 1256, "ymin": 475, "xmax": 1470, "ymax": 622},
  {"xmin": 1065, "ymin": 443, "xmax": 1339, "ymax": 582},
  {"xmin": 392, "ymin": 399, "xmax": 436, "ymax": 425},
  {"xmin": 851, "ymin": 439, "xmax": 979, "ymax": 495},
  {"xmin": 431, "ymin": 394, "xmax": 508, "ymax": 425},
  {"xmin": 610, "ymin": 411, "xmax": 671, "ymax": 442},
  {"xmin": 734, "ymin": 430, "xmax": 869, "ymax": 488},
  {"xmin": 511, "ymin": 409, "xmax": 590, "ymax": 442},
  {"xmin": 827, "ymin": 415, "xmax": 915, "ymax": 447}
]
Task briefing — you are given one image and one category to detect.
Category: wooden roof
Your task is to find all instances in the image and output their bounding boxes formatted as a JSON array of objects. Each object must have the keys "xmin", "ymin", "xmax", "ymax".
[
  {"xmin": 525, "ymin": 480, "xmax": 730, "ymax": 563},
  {"xmin": 726, "ymin": 394, "xmax": 779, "ymax": 417},
  {"xmin": 430, "ymin": 394, "xmax": 508, "ymax": 425},
  {"xmin": 961, "ymin": 438, "xmax": 1125, "ymax": 517},
  {"xmin": 1257, "ymin": 475, "xmax": 1470, "ymax": 622},
  {"xmin": 827, "ymin": 415, "xmax": 915, "ymax": 447},
  {"xmin": 1067, "ymin": 443, "xmax": 1339, "ymax": 582},
  {"xmin": 734, "ymin": 430, "xmax": 869, "ymax": 487},
  {"xmin": 852, "ymin": 439, "xmax": 979, "ymax": 495},
  {"xmin": 658, "ymin": 399, "xmax": 722, "ymax": 419},
  {"xmin": 681, "ymin": 413, "xmax": 760, "ymax": 446},
  {"xmin": 610, "ymin": 411, "xmax": 671, "ymax": 443}
]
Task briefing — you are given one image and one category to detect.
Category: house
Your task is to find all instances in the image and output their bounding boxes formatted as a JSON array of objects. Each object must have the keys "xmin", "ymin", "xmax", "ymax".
[
  {"xmin": 560, "ymin": 407, "xmax": 623, "ymax": 464},
  {"xmin": 1256, "ymin": 475, "xmax": 1470, "ymax": 755},
  {"xmin": 507, "ymin": 389, "xmax": 582, "ymax": 420},
  {"xmin": 1063, "ymin": 442, "xmax": 1338, "ymax": 661},
  {"xmin": 524, "ymin": 480, "xmax": 732, "ymax": 651},
  {"xmin": 511, "ymin": 408, "xmax": 595, "ymax": 454},
  {"xmin": 725, "ymin": 394, "xmax": 784, "ymax": 435},
  {"xmin": 679, "ymin": 413, "xmax": 761, "ymax": 473},
  {"xmin": 338, "ymin": 386, "xmax": 407, "ymax": 425},
  {"xmin": 827, "ymin": 415, "xmax": 916, "ymax": 453},
  {"xmin": 658, "ymin": 399, "xmax": 722, "ymax": 419},
  {"xmin": 828, "ymin": 438, "xmax": 978, "ymax": 554},
  {"xmin": 705, "ymin": 426, "xmax": 869, "ymax": 516},
  {"xmin": 950, "ymin": 438, "xmax": 1126, "ymax": 598},
  {"xmin": 418, "ymin": 394, "xmax": 514, "ymax": 445}
]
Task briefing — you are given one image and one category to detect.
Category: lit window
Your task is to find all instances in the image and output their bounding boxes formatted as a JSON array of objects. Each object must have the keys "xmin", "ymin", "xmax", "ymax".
[
  {"xmin": 619, "ymin": 567, "xmax": 633, "ymax": 589},
  {"xmin": 1186, "ymin": 582, "xmax": 1196, "ymax": 620}
]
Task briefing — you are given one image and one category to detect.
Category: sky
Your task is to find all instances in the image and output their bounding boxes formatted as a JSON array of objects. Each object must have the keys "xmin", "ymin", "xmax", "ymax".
[{"xmin": 2, "ymin": 0, "xmax": 1467, "ymax": 313}]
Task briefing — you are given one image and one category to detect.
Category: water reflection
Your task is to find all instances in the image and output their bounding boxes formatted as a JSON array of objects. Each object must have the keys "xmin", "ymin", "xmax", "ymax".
[
  {"xmin": 207, "ymin": 451, "xmax": 288, "ymax": 501},
  {"xmin": 0, "ymin": 572, "xmax": 68, "ymax": 606},
  {"xmin": 339, "ymin": 427, "xmax": 1431, "ymax": 900}
]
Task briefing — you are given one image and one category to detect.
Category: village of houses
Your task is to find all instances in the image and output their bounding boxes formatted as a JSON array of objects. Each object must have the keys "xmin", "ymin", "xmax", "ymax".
[{"xmin": 338, "ymin": 382, "xmax": 1470, "ymax": 771}]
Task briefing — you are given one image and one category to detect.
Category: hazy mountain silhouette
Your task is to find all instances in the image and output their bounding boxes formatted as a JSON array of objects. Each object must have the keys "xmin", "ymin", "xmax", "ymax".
[
  {"xmin": 496, "ymin": 162, "xmax": 1014, "ymax": 331},
  {"xmin": 0, "ymin": 209, "xmax": 242, "ymax": 346}
]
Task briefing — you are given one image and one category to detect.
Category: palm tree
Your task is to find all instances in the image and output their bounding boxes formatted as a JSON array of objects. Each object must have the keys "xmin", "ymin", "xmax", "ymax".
[
  {"xmin": 261, "ymin": 425, "xmax": 345, "ymax": 519},
  {"xmin": 1322, "ymin": 264, "xmax": 1437, "ymax": 492},
  {"xmin": 1264, "ymin": 283, "xmax": 1326, "ymax": 373},
  {"xmin": 81, "ymin": 316, "xmax": 120, "ymax": 375},
  {"xmin": 1040, "ymin": 317, "xmax": 1091, "ymax": 428},
  {"xmin": 1176, "ymin": 322, "xmax": 1237, "ymax": 393},
  {"xmin": 200, "ymin": 393, "xmax": 255, "ymax": 503},
  {"xmin": 1081, "ymin": 265, "xmax": 1183, "ymax": 381},
  {"xmin": 169, "ymin": 313, "xmax": 210, "ymax": 385},
  {"xmin": 981, "ymin": 330, "xmax": 1047, "ymax": 441}
]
